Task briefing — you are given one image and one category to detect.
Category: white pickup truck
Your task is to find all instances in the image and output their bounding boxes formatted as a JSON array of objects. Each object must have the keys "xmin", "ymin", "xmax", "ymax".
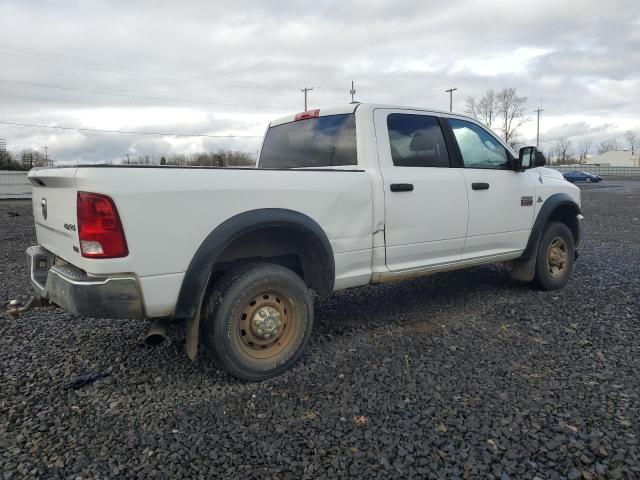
[{"xmin": 26, "ymin": 103, "xmax": 582, "ymax": 380}]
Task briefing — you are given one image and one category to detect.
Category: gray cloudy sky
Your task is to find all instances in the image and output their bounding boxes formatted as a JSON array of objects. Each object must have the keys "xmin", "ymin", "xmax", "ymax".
[{"xmin": 1, "ymin": 0, "xmax": 639, "ymax": 162}]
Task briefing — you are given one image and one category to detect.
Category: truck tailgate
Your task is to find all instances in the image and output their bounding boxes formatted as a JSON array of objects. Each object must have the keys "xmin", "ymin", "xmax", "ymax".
[{"xmin": 28, "ymin": 168, "xmax": 81, "ymax": 264}]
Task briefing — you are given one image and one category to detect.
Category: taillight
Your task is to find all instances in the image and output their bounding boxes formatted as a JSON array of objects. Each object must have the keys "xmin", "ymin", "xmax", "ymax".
[
  {"xmin": 294, "ymin": 109, "xmax": 320, "ymax": 121},
  {"xmin": 77, "ymin": 192, "xmax": 128, "ymax": 258}
]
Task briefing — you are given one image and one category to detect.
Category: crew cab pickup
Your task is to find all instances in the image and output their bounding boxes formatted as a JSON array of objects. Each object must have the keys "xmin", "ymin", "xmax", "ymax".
[{"xmin": 26, "ymin": 103, "xmax": 582, "ymax": 380}]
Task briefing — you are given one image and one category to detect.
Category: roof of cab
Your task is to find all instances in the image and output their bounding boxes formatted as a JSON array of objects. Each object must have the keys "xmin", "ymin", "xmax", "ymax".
[{"xmin": 268, "ymin": 103, "xmax": 477, "ymax": 127}]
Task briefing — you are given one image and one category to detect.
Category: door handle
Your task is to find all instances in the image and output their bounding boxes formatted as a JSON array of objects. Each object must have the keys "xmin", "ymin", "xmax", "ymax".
[
  {"xmin": 390, "ymin": 183, "xmax": 414, "ymax": 192},
  {"xmin": 472, "ymin": 182, "xmax": 490, "ymax": 190}
]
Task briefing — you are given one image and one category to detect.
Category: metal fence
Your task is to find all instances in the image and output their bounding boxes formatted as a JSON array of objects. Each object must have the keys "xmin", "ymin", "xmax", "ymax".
[
  {"xmin": 549, "ymin": 165, "xmax": 640, "ymax": 177},
  {"xmin": 0, "ymin": 171, "xmax": 31, "ymax": 199}
]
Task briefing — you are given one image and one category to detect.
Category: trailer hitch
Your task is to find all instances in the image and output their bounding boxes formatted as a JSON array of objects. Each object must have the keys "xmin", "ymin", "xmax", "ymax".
[{"xmin": 5, "ymin": 296, "xmax": 40, "ymax": 318}]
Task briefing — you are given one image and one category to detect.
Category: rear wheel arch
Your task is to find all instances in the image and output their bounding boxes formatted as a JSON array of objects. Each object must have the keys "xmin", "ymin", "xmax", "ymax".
[{"xmin": 174, "ymin": 208, "xmax": 334, "ymax": 320}]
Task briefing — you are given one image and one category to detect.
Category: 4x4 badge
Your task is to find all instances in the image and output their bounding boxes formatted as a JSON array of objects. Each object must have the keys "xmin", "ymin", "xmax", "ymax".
[{"xmin": 41, "ymin": 197, "xmax": 47, "ymax": 220}]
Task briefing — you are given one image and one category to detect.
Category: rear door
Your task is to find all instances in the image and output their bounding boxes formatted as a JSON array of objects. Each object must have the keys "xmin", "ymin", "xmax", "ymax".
[
  {"xmin": 28, "ymin": 168, "xmax": 82, "ymax": 264},
  {"xmin": 374, "ymin": 109, "xmax": 469, "ymax": 271},
  {"xmin": 446, "ymin": 118, "xmax": 536, "ymax": 258}
]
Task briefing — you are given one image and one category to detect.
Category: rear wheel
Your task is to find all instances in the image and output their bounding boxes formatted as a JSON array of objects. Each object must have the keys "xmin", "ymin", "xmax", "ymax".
[
  {"xmin": 534, "ymin": 222, "xmax": 575, "ymax": 290},
  {"xmin": 202, "ymin": 263, "xmax": 313, "ymax": 381}
]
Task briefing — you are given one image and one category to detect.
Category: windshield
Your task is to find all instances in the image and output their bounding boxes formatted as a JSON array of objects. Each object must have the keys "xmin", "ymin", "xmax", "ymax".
[{"xmin": 259, "ymin": 114, "xmax": 357, "ymax": 168}]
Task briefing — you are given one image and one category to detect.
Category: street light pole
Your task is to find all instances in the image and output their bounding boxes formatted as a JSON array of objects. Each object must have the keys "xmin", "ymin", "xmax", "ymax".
[{"xmin": 445, "ymin": 88, "xmax": 458, "ymax": 112}]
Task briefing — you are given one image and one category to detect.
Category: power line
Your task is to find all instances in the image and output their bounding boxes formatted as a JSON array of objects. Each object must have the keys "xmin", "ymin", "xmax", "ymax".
[
  {"xmin": 0, "ymin": 78, "xmax": 294, "ymax": 110},
  {"xmin": 0, "ymin": 42, "xmax": 348, "ymax": 93},
  {"xmin": 0, "ymin": 121, "xmax": 262, "ymax": 138}
]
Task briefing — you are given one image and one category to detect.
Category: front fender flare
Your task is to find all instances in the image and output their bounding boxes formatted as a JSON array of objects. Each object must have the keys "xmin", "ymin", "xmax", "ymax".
[{"xmin": 521, "ymin": 193, "xmax": 581, "ymax": 260}]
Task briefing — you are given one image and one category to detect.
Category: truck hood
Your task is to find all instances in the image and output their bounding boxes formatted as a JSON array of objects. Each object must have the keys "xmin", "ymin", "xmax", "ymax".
[{"xmin": 538, "ymin": 167, "xmax": 564, "ymax": 180}]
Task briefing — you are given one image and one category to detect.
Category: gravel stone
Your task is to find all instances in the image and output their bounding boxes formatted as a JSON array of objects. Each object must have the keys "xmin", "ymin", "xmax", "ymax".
[{"xmin": 1, "ymin": 181, "xmax": 640, "ymax": 478}]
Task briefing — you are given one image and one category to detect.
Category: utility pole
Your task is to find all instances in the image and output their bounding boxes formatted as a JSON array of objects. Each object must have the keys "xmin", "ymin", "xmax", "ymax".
[
  {"xmin": 43, "ymin": 146, "xmax": 49, "ymax": 165},
  {"xmin": 445, "ymin": 87, "xmax": 457, "ymax": 112},
  {"xmin": 349, "ymin": 80, "xmax": 356, "ymax": 103},
  {"xmin": 534, "ymin": 107, "xmax": 545, "ymax": 148},
  {"xmin": 300, "ymin": 87, "xmax": 313, "ymax": 111},
  {"xmin": 126, "ymin": 153, "xmax": 130, "ymax": 165}
]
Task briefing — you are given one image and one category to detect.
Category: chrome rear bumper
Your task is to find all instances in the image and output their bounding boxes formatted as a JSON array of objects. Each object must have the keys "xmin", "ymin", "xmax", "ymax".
[{"xmin": 26, "ymin": 245, "xmax": 145, "ymax": 319}]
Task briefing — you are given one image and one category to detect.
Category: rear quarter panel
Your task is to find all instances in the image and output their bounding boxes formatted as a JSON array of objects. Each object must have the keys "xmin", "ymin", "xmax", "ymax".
[{"xmin": 73, "ymin": 167, "xmax": 374, "ymax": 282}]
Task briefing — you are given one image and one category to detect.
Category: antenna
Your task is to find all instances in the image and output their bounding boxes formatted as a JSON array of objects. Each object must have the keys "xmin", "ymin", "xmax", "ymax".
[
  {"xmin": 350, "ymin": 80, "xmax": 356, "ymax": 103},
  {"xmin": 533, "ymin": 107, "xmax": 545, "ymax": 148}
]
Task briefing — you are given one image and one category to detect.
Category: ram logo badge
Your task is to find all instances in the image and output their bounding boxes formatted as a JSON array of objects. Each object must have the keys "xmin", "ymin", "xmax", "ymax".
[{"xmin": 521, "ymin": 196, "xmax": 533, "ymax": 207}]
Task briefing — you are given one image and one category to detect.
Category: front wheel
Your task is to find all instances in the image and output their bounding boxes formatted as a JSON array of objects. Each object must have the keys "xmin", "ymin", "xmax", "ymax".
[
  {"xmin": 534, "ymin": 222, "xmax": 575, "ymax": 290},
  {"xmin": 202, "ymin": 263, "xmax": 313, "ymax": 381},
  {"xmin": 586, "ymin": 177, "xmax": 592, "ymax": 183}
]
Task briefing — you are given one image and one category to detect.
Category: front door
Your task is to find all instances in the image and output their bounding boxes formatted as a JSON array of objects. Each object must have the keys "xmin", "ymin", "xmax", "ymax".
[
  {"xmin": 446, "ymin": 118, "xmax": 536, "ymax": 259},
  {"xmin": 374, "ymin": 109, "xmax": 469, "ymax": 271}
]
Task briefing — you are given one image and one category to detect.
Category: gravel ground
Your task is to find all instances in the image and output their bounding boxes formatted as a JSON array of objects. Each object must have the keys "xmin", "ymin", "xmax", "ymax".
[{"xmin": 1, "ymin": 182, "xmax": 639, "ymax": 479}]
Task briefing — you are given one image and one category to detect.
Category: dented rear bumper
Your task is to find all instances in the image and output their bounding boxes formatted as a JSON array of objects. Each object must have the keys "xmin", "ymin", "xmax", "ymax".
[{"xmin": 26, "ymin": 245, "xmax": 145, "ymax": 319}]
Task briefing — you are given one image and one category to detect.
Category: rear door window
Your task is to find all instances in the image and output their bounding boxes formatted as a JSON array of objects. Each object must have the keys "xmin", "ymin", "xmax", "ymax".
[
  {"xmin": 386, "ymin": 114, "xmax": 450, "ymax": 167},
  {"xmin": 259, "ymin": 114, "xmax": 357, "ymax": 168}
]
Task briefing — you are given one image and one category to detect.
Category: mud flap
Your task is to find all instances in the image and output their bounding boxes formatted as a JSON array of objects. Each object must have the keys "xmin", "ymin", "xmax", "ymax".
[
  {"xmin": 184, "ymin": 291, "xmax": 205, "ymax": 361},
  {"xmin": 504, "ymin": 256, "xmax": 536, "ymax": 282}
]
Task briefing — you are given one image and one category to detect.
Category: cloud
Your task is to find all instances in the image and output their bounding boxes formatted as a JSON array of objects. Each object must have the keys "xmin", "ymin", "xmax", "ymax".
[{"xmin": 0, "ymin": 0, "xmax": 638, "ymax": 162}]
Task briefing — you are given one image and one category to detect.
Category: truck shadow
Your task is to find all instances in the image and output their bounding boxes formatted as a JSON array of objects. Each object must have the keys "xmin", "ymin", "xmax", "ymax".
[{"xmin": 312, "ymin": 264, "xmax": 526, "ymax": 337}]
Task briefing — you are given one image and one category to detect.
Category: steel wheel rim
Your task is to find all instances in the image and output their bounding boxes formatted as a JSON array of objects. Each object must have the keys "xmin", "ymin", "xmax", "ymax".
[
  {"xmin": 546, "ymin": 236, "xmax": 569, "ymax": 278},
  {"xmin": 235, "ymin": 291, "xmax": 297, "ymax": 360}
]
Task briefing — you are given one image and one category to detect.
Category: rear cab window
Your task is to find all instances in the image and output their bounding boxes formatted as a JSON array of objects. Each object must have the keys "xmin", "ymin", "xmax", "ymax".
[{"xmin": 259, "ymin": 114, "xmax": 357, "ymax": 168}]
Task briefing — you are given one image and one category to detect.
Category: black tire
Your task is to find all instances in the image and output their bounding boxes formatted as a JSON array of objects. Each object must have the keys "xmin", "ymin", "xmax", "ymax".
[
  {"xmin": 202, "ymin": 263, "xmax": 313, "ymax": 381},
  {"xmin": 586, "ymin": 177, "xmax": 592, "ymax": 183},
  {"xmin": 534, "ymin": 221, "xmax": 575, "ymax": 290}
]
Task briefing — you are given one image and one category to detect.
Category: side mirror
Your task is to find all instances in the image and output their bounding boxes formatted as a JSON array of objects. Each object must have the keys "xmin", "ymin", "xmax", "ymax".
[
  {"xmin": 534, "ymin": 150, "xmax": 546, "ymax": 167},
  {"xmin": 516, "ymin": 146, "xmax": 537, "ymax": 171}
]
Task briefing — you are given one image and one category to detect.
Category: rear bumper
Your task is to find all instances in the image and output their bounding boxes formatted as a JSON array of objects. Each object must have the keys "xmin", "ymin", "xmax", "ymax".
[{"xmin": 26, "ymin": 245, "xmax": 145, "ymax": 319}]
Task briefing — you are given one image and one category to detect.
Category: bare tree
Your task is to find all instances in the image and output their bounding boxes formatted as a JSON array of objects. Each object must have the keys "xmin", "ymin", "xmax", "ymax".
[
  {"xmin": 556, "ymin": 138, "xmax": 572, "ymax": 164},
  {"xmin": 0, "ymin": 149, "xmax": 24, "ymax": 170},
  {"xmin": 597, "ymin": 138, "xmax": 618, "ymax": 154},
  {"xmin": 577, "ymin": 137, "xmax": 593, "ymax": 163},
  {"xmin": 465, "ymin": 87, "xmax": 528, "ymax": 143},
  {"xmin": 19, "ymin": 149, "xmax": 47, "ymax": 169},
  {"xmin": 465, "ymin": 89, "xmax": 498, "ymax": 128},
  {"xmin": 496, "ymin": 88, "xmax": 528, "ymax": 145},
  {"xmin": 626, "ymin": 130, "xmax": 637, "ymax": 155},
  {"xmin": 507, "ymin": 132, "xmax": 524, "ymax": 151},
  {"xmin": 543, "ymin": 145, "xmax": 556, "ymax": 165}
]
